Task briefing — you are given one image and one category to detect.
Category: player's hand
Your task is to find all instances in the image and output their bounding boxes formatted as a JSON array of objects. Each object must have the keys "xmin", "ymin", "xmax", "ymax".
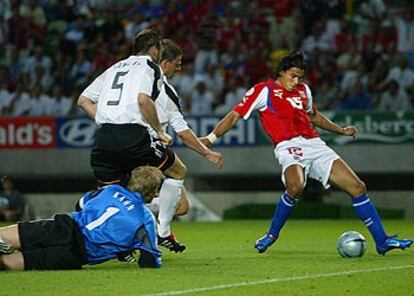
[
  {"xmin": 199, "ymin": 136, "xmax": 212, "ymax": 147},
  {"xmin": 343, "ymin": 125, "xmax": 359, "ymax": 138},
  {"xmin": 206, "ymin": 150, "xmax": 224, "ymax": 170},
  {"xmin": 157, "ymin": 131, "xmax": 173, "ymax": 146},
  {"xmin": 138, "ymin": 250, "xmax": 161, "ymax": 268}
]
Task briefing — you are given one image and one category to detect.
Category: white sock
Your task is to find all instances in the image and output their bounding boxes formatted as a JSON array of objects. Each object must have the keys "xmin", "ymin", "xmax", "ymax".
[
  {"xmin": 147, "ymin": 197, "xmax": 160, "ymax": 215},
  {"xmin": 157, "ymin": 179, "xmax": 184, "ymax": 237}
]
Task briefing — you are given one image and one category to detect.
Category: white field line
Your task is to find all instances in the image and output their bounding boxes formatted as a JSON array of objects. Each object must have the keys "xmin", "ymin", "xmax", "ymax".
[{"xmin": 144, "ymin": 265, "xmax": 414, "ymax": 296}]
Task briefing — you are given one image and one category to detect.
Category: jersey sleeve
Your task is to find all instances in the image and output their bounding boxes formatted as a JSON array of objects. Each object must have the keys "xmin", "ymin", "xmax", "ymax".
[
  {"xmin": 139, "ymin": 60, "xmax": 162, "ymax": 100},
  {"xmin": 138, "ymin": 249, "xmax": 162, "ymax": 268},
  {"xmin": 75, "ymin": 189, "xmax": 102, "ymax": 211},
  {"xmin": 168, "ymin": 109, "xmax": 189, "ymax": 133},
  {"xmin": 233, "ymin": 83, "xmax": 268, "ymax": 120},
  {"xmin": 133, "ymin": 209, "xmax": 162, "ymax": 268},
  {"xmin": 81, "ymin": 72, "xmax": 106, "ymax": 102},
  {"xmin": 163, "ymin": 81, "xmax": 188, "ymax": 133},
  {"xmin": 303, "ymin": 84, "xmax": 315, "ymax": 114}
]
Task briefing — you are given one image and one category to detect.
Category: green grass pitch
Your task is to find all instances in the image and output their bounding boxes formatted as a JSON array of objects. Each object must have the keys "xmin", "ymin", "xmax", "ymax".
[{"xmin": 1, "ymin": 220, "xmax": 413, "ymax": 295}]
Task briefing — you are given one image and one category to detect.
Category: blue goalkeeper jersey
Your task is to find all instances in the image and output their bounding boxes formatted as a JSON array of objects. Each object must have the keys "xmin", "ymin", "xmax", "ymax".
[{"xmin": 72, "ymin": 185, "xmax": 161, "ymax": 266}]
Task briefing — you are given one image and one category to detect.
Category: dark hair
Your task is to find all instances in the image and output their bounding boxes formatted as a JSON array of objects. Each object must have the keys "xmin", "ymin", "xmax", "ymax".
[
  {"xmin": 132, "ymin": 29, "xmax": 161, "ymax": 54},
  {"xmin": 274, "ymin": 51, "xmax": 307, "ymax": 78},
  {"xmin": 160, "ymin": 39, "xmax": 183, "ymax": 62}
]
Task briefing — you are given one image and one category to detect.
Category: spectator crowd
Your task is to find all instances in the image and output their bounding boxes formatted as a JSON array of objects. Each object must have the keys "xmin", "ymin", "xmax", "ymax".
[{"xmin": 0, "ymin": 0, "xmax": 414, "ymax": 117}]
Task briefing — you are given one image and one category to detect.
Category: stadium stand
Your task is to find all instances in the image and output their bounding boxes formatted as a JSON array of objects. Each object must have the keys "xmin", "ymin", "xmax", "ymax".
[{"xmin": 0, "ymin": 0, "xmax": 413, "ymax": 117}]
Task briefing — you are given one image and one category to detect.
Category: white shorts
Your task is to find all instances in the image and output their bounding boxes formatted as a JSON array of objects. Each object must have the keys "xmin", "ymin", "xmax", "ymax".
[{"xmin": 274, "ymin": 136, "xmax": 340, "ymax": 189}]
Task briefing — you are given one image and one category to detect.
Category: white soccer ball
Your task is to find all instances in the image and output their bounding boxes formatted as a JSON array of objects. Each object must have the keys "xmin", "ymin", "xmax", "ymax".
[{"xmin": 336, "ymin": 231, "xmax": 367, "ymax": 258}]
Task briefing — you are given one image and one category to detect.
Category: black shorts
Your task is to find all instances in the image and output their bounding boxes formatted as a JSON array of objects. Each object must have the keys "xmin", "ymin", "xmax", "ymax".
[
  {"xmin": 18, "ymin": 214, "xmax": 88, "ymax": 270},
  {"xmin": 91, "ymin": 124, "xmax": 175, "ymax": 185}
]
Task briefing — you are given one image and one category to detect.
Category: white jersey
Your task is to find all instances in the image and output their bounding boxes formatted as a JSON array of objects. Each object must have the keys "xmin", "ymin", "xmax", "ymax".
[
  {"xmin": 148, "ymin": 77, "xmax": 188, "ymax": 138},
  {"xmin": 81, "ymin": 55, "xmax": 162, "ymax": 126}
]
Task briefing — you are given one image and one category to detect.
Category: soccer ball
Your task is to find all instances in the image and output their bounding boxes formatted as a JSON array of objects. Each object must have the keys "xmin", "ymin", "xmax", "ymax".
[{"xmin": 336, "ymin": 231, "xmax": 367, "ymax": 258}]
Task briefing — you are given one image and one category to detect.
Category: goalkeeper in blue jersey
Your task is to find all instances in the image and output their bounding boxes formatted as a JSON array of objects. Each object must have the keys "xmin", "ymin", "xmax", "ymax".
[{"xmin": 0, "ymin": 166, "xmax": 163, "ymax": 271}]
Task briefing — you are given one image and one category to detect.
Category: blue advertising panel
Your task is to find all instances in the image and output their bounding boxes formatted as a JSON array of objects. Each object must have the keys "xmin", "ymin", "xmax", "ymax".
[
  {"xmin": 55, "ymin": 116, "xmax": 259, "ymax": 148},
  {"xmin": 56, "ymin": 117, "xmax": 98, "ymax": 148},
  {"xmin": 168, "ymin": 116, "xmax": 259, "ymax": 147}
]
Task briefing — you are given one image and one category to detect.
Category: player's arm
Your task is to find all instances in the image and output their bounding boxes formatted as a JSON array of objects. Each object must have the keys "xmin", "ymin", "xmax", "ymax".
[
  {"xmin": 138, "ymin": 249, "xmax": 161, "ymax": 268},
  {"xmin": 178, "ymin": 129, "xmax": 223, "ymax": 169},
  {"xmin": 199, "ymin": 111, "xmax": 242, "ymax": 146},
  {"xmin": 139, "ymin": 64, "xmax": 172, "ymax": 146},
  {"xmin": 309, "ymin": 109, "xmax": 358, "ymax": 137},
  {"xmin": 77, "ymin": 95, "xmax": 97, "ymax": 119},
  {"xmin": 78, "ymin": 72, "xmax": 106, "ymax": 119},
  {"xmin": 138, "ymin": 93, "xmax": 172, "ymax": 145},
  {"xmin": 134, "ymin": 225, "xmax": 162, "ymax": 268}
]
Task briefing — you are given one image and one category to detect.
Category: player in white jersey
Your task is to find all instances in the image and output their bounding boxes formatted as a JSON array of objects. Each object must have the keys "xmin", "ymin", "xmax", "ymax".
[
  {"xmin": 148, "ymin": 39, "xmax": 223, "ymax": 252},
  {"xmin": 77, "ymin": 29, "xmax": 173, "ymax": 187}
]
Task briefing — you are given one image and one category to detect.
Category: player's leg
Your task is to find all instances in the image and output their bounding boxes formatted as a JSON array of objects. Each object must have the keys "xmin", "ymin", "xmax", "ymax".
[
  {"xmin": 147, "ymin": 187, "xmax": 189, "ymax": 216},
  {"xmin": 256, "ymin": 164, "xmax": 305, "ymax": 253},
  {"xmin": 0, "ymin": 225, "xmax": 25, "ymax": 271},
  {"xmin": 137, "ymin": 139, "xmax": 186, "ymax": 252},
  {"xmin": 159, "ymin": 153, "xmax": 186, "ymax": 237},
  {"xmin": 90, "ymin": 143, "xmax": 128, "ymax": 187},
  {"xmin": 158, "ymin": 154, "xmax": 186, "ymax": 252},
  {"xmin": 269, "ymin": 164, "xmax": 305, "ymax": 236},
  {"xmin": 329, "ymin": 158, "xmax": 413, "ymax": 254},
  {"xmin": 175, "ymin": 187, "xmax": 189, "ymax": 216},
  {"xmin": 0, "ymin": 224, "xmax": 21, "ymax": 251},
  {"xmin": 13, "ymin": 215, "xmax": 88, "ymax": 270},
  {"xmin": 0, "ymin": 252, "xmax": 24, "ymax": 271},
  {"xmin": 91, "ymin": 124, "xmax": 150, "ymax": 187}
]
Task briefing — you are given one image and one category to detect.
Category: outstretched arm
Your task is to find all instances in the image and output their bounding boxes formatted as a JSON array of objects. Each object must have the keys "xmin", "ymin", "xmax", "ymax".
[
  {"xmin": 309, "ymin": 110, "xmax": 358, "ymax": 137},
  {"xmin": 178, "ymin": 129, "xmax": 223, "ymax": 170},
  {"xmin": 200, "ymin": 111, "xmax": 242, "ymax": 146}
]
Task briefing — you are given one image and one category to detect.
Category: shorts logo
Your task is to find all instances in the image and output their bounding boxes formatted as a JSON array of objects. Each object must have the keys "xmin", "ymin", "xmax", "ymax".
[
  {"xmin": 151, "ymin": 141, "xmax": 165, "ymax": 159},
  {"xmin": 287, "ymin": 147, "xmax": 303, "ymax": 160}
]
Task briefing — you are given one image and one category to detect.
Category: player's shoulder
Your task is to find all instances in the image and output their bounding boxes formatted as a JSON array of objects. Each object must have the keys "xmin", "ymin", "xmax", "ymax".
[
  {"xmin": 296, "ymin": 83, "xmax": 311, "ymax": 92},
  {"xmin": 254, "ymin": 79, "xmax": 274, "ymax": 90},
  {"xmin": 295, "ymin": 83, "xmax": 313, "ymax": 97},
  {"xmin": 145, "ymin": 58, "xmax": 161, "ymax": 73},
  {"xmin": 102, "ymin": 184, "xmax": 128, "ymax": 194},
  {"xmin": 245, "ymin": 80, "xmax": 274, "ymax": 97}
]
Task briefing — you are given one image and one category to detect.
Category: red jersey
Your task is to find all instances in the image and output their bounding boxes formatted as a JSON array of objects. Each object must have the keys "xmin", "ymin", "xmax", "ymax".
[{"xmin": 233, "ymin": 79, "xmax": 319, "ymax": 145}]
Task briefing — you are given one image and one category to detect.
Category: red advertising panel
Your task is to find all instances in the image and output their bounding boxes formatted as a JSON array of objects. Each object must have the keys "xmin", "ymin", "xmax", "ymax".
[{"xmin": 0, "ymin": 117, "xmax": 56, "ymax": 149}]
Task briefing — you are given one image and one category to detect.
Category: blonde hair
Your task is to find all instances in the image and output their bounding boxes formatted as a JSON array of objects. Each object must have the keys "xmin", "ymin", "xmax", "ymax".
[{"xmin": 128, "ymin": 166, "xmax": 163, "ymax": 202}]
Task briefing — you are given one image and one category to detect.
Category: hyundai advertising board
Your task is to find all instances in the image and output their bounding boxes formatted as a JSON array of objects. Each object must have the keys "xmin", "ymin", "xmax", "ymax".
[{"xmin": 56, "ymin": 117, "xmax": 98, "ymax": 148}]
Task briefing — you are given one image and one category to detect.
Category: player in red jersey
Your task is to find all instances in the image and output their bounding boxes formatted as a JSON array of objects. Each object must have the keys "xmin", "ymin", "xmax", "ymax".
[{"xmin": 201, "ymin": 51, "xmax": 412, "ymax": 255}]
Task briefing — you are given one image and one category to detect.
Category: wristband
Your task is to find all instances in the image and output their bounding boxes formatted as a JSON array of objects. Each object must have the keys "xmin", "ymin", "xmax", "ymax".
[{"xmin": 206, "ymin": 133, "xmax": 218, "ymax": 144}]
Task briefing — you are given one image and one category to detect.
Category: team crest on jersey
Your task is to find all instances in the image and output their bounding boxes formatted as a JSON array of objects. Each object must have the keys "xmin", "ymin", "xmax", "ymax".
[
  {"xmin": 298, "ymin": 90, "xmax": 306, "ymax": 99},
  {"xmin": 273, "ymin": 89, "xmax": 283, "ymax": 99},
  {"xmin": 238, "ymin": 96, "xmax": 248, "ymax": 107},
  {"xmin": 245, "ymin": 87, "xmax": 255, "ymax": 96},
  {"xmin": 238, "ymin": 87, "xmax": 254, "ymax": 107}
]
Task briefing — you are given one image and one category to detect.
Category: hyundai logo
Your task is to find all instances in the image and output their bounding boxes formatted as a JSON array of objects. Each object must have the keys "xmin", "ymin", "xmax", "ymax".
[{"xmin": 59, "ymin": 118, "xmax": 97, "ymax": 147}]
